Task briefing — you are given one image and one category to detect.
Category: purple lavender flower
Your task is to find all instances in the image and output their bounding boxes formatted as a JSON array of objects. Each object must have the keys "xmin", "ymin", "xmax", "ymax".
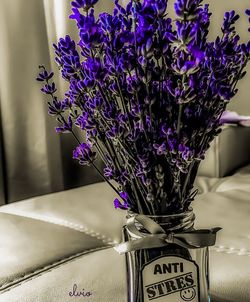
[
  {"xmin": 222, "ymin": 10, "xmax": 240, "ymax": 34},
  {"xmin": 174, "ymin": 0, "xmax": 203, "ymax": 20},
  {"xmin": 38, "ymin": 0, "xmax": 250, "ymax": 215},
  {"xmin": 246, "ymin": 9, "xmax": 250, "ymax": 32},
  {"xmin": 70, "ymin": 9, "xmax": 103, "ymax": 49},
  {"xmin": 114, "ymin": 191, "xmax": 129, "ymax": 210},
  {"xmin": 178, "ymin": 144, "xmax": 194, "ymax": 161},
  {"xmin": 48, "ymin": 97, "xmax": 64, "ymax": 116},
  {"xmin": 114, "ymin": 198, "xmax": 129, "ymax": 210},
  {"xmin": 71, "ymin": 0, "xmax": 99, "ymax": 10},
  {"xmin": 104, "ymin": 166, "xmax": 114, "ymax": 178},
  {"xmin": 75, "ymin": 112, "xmax": 89, "ymax": 130},
  {"xmin": 36, "ymin": 68, "xmax": 54, "ymax": 82},
  {"xmin": 41, "ymin": 82, "xmax": 57, "ymax": 95},
  {"xmin": 153, "ymin": 142, "xmax": 167, "ymax": 155},
  {"xmin": 73, "ymin": 143, "xmax": 97, "ymax": 165},
  {"xmin": 53, "ymin": 35, "xmax": 77, "ymax": 57},
  {"xmin": 53, "ymin": 35, "xmax": 81, "ymax": 81},
  {"xmin": 55, "ymin": 116, "xmax": 73, "ymax": 133}
]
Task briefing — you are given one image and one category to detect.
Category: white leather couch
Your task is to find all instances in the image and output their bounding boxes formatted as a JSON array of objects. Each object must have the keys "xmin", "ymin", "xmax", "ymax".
[{"xmin": 0, "ymin": 126, "xmax": 250, "ymax": 302}]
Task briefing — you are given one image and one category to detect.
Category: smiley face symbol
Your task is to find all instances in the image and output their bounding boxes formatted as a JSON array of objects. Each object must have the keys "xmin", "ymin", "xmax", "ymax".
[{"xmin": 180, "ymin": 287, "xmax": 196, "ymax": 301}]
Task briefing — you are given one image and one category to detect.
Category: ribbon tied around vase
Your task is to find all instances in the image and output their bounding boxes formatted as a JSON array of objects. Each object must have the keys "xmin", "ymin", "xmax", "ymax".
[{"xmin": 114, "ymin": 214, "xmax": 221, "ymax": 255}]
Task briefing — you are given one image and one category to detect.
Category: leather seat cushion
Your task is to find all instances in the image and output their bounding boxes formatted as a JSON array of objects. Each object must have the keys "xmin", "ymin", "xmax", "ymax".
[{"xmin": 0, "ymin": 165, "xmax": 250, "ymax": 301}]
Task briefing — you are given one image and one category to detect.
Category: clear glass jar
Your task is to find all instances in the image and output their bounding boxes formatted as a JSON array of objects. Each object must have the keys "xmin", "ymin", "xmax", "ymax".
[{"xmin": 123, "ymin": 210, "xmax": 210, "ymax": 302}]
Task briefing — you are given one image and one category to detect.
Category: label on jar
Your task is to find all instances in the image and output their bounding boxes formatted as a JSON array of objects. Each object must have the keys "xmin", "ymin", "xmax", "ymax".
[{"xmin": 142, "ymin": 255, "xmax": 200, "ymax": 302}]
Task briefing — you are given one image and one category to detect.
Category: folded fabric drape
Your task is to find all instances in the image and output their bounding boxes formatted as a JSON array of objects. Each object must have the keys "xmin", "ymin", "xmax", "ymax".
[
  {"xmin": 0, "ymin": 0, "xmax": 64, "ymax": 204},
  {"xmin": 0, "ymin": 105, "xmax": 6, "ymax": 205},
  {"xmin": 0, "ymin": 0, "xmax": 114, "ymax": 203}
]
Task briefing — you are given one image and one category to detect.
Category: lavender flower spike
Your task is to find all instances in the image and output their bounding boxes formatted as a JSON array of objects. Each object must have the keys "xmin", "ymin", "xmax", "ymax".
[
  {"xmin": 37, "ymin": 0, "xmax": 250, "ymax": 215},
  {"xmin": 73, "ymin": 143, "xmax": 97, "ymax": 166}
]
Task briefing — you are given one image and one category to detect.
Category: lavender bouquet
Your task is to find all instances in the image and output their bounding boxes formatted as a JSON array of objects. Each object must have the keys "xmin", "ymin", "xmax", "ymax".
[{"xmin": 37, "ymin": 0, "xmax": 250, "ymax": 301}]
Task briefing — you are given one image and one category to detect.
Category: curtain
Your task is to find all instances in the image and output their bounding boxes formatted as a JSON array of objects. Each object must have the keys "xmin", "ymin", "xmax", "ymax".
[
  {"xmin": 0, "ymin": 0, "xmax": 114, "ymax": 204},
  {"xmin": 0, "ymin": 105, "xmax": 6, "ymax": 205}
]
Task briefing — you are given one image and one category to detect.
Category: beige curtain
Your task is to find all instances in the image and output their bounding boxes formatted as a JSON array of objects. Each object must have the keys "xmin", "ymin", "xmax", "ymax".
[
  {"xmin": 0, "ymin": 106, "xmax": 6, "ymax": 205},
  {"xmin": 0, "ymin": 0, "xmax": 114, "ymax": 203}
]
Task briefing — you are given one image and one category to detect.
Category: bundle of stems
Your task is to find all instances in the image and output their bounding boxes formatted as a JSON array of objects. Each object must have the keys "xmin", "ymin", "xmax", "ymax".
[{"xmin": 37, "ymin": 0, "xmax": 250, "ymax": 215}]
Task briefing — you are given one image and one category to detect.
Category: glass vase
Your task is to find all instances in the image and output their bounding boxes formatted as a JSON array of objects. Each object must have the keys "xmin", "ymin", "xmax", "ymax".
[{"xmin": 123, "ymin": 210, "xmax": 210, "ymax": 302}]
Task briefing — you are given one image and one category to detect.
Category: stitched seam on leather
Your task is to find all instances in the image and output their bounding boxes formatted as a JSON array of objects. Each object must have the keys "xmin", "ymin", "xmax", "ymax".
[
  {"xmin": 0, "ymin": 246, "xmax": 109, "ymax": 293},
  {"xmin": 0, "ymin": 209, "xmax": 117, "ymax": 245},
  {"xmin": 212, "ymin": 245, "xmax": 250, "ymax": 256}
]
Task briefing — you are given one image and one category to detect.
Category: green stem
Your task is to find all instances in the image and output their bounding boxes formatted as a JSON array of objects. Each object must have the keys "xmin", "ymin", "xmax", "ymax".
[
  {"xmin": 177, "ymin": 104, "xmax": 183, "ymax": 139},
  {"xmin": 115, "ymin": 78, "xmax": 133, "ymax": 132},
  {"xmin": 91, "ymin": 161, "xmax": 121, "ymax": 197},
  {"xmin": 181, "ymin": 161, "xmax": 195, "ymax": 203}
]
